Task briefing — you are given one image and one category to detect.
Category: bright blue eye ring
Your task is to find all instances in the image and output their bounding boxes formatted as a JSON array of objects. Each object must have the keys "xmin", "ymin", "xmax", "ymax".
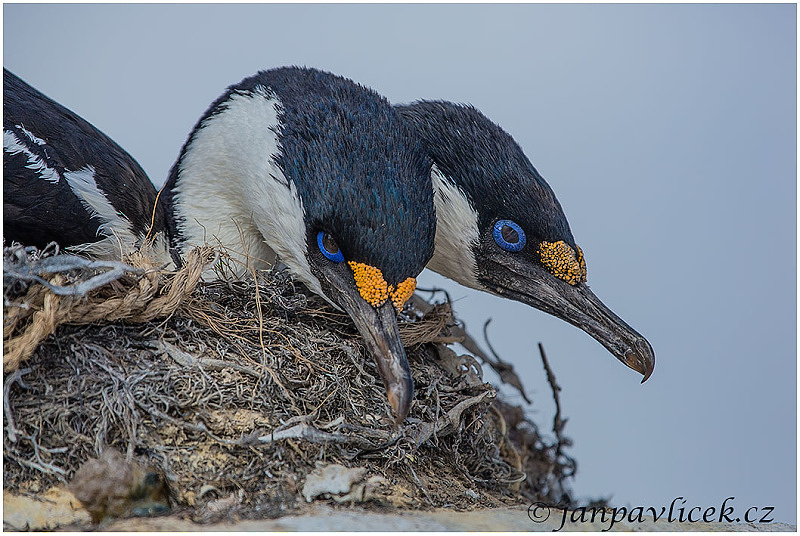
[
  {"xmin": 492, "ymin": 220, "xmax": 526, "ymax": 252},
  {"xmin": 317, "ymin": 231, "xmax": 345, "ymax": 263}
]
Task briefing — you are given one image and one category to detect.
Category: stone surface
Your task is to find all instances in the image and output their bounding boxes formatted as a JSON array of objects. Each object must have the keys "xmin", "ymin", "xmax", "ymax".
[
  {"xmin": 3, "ymin": 490, "xmax": 795, "ymax": 532},
  {"xmin": 105, "ymin": 505, "xmax": 796, "ymax": 532},
  {"xmin": 3, "ymin": 487, "xmax": 90, "ymax": 530}
]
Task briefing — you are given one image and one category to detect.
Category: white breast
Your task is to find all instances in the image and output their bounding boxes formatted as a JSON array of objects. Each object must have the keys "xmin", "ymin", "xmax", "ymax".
[{"xmin": 170, "ymin": 86, "xmax": 322, "ymax": 295}]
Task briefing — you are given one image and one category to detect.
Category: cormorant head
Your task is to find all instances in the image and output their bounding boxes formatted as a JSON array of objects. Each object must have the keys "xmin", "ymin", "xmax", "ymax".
[
  {"xmin": 166, "ymin": 68, "xmax": 435, "ymax": 420},
  {"xmin": 396, "ymin": 100, "xmax": 654, "ymax": 381}
]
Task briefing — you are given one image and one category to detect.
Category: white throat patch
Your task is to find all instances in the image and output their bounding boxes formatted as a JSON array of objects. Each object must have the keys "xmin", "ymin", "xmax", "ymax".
[
  {"xmin": 427, "ymin": 164, "xmax": 482, "ymax": 290},
  {"xmin": 171, "ymin": 86, "xmax": 322, "ymax": 295}
]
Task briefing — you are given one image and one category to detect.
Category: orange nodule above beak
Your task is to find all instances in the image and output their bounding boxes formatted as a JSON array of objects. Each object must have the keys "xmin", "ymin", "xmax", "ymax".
[{"xmin": 348, "ymin": 261, "xmax": 416, "ymax": 312}]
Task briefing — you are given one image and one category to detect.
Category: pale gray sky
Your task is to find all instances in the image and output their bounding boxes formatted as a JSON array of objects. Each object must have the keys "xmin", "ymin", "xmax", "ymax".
[{"xmin": 4, "ymin": 3, "xmax": 796, "ymax": 525}]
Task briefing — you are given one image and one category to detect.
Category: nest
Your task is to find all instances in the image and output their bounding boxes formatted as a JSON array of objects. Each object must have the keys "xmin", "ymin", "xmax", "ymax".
[{"xmin": 3, "ymin": 243, "xmax": 577, "ymax": 524}]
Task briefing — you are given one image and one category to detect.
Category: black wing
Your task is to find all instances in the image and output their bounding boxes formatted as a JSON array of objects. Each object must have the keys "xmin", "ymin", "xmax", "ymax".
[{"xmin": 3, "ymin": 68, "xmax": 163, "ymax": 250}]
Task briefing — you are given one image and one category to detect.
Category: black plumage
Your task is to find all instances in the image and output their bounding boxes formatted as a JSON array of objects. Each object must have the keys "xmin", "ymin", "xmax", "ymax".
[{"xmin": 3, "ymin": 69, "xmax": 163, "ymax": 251}]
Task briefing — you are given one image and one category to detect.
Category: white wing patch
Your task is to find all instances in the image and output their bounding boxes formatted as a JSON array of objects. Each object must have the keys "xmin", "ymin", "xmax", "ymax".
[
  {"xmin": 3, "ymin": 129, "xmax": 61, "ymax": 184},
  {"xmin": 171, "ymin": 86, "xmax": 322, "ymax": 295},
  {"xmin": 63, "ymin": 165, "xmax": 139, "ymax": 258},
  {"xmin": 427, "ymin": 164, "xmax": 482, "ymax": 290},
  {"xmin": 16, "ymin": 123, "xmax": 47, "ymax": 146}
]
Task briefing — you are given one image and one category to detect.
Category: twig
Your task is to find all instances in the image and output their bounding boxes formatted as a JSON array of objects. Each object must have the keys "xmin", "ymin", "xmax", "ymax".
[
  {"xmin": 5, "ymin": 448, "xmax": 67, "ymax": 477},
  {"xmin": 251, "ymin": 265, "xmax": 301, "ymax": 413},
  {"xmin": 3, "ymin": 255, "xmax": 142, "ymax": 296},
  {"xmin": 155, "ymin": 339, "xmax": 262, "ymax": 378},
  {"xmin": 405, "ymin": 461, "xmax": 434, "ymax": 505},
  {"xmin": 23, "ymin": 431, "xmax": 67, "ymax": 476},
  {"xmin": 131, "ymin": 397, "xmax": 237, "ymax": 446},
  {"xmin": 414, "ymin": 286, "xmax": 454, "ymax": 310},
  {"xmin": 3, "ymin": 367, "xmax": 32, "ymax": 443},
  {"xmin": 252, "ymin": 422, "xmax": 376, "ymax": 449},
  {"xmin": 411, "ymin": 391, "xmax": 492, "ymax": 447},
  {"xmin": 538, "ymin": 342, "xmax": 567, "ymax": 461},
  {"xmin": 477, "ymin": 319, "xmax": 532, "ymax": 404}
]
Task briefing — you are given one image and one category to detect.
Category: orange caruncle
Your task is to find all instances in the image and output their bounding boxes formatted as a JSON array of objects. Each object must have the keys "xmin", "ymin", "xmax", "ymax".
[
  {"xmin": 576, "ymin": 245, "xmax": 587, "ymax": 282},
  {"xmin": 348, "ymin": 261, "xmax": 389, "ymax": 307},
  {"xmin": 390, "ymin": 277, "xmax": 417, "ymax": 311},
  {"xmin": 538, "ymin": 241, "xmax": 588, "ymax": 285},
  {"xmin": 347, "ymin": 261, "xmax": 417, "ymax": 311}
]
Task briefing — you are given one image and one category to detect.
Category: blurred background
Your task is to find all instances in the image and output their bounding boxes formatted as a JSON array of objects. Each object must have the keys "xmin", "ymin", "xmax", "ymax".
[{"xmin": 4, "ymin": 3, "xmax": 796, "ymax": 524}]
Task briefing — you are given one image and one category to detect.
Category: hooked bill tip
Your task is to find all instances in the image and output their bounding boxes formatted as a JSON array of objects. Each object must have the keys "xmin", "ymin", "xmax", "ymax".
[
  {"xmin": 640, "ymin": 367, "xmax": 653, "ymax": 384},
  {"xmin": 625, "ymin": 340, "xmax": 655, "ymax": 383},
  {"xmin": 387, "ymin": 382, "xmax": 413, "ymax": 424}
]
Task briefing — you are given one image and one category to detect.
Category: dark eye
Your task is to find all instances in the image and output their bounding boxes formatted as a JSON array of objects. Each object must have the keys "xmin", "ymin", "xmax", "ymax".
[
  {"xmin": 317, "ymin": 231, "xmax": 344, "ymax": 262},
  {"xmin": 492, "ymin": 220, "xmax": 526, "ymax": 252}
]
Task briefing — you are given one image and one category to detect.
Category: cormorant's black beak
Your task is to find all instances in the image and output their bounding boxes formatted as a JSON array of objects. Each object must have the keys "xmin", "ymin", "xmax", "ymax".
[
  {"xmin": 314, "ymin": 265, "xmax": 414, "ymax": 422},
  {"xmin": 348, "ymin": 299, "xmax": 413, "ymax": 421},
  {"xmin": 478, "ymin": 257, "xmax": 655, "ymax": 381}
]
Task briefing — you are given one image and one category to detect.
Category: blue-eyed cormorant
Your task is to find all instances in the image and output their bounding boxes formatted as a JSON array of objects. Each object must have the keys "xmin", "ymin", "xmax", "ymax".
[
  {"xmin": 3, "ymin": 67, "xmax": 436, "ymax": 421},
  {"xmin": 396, "ymin": 101, "xmax": 655, "ymax": 380}
]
